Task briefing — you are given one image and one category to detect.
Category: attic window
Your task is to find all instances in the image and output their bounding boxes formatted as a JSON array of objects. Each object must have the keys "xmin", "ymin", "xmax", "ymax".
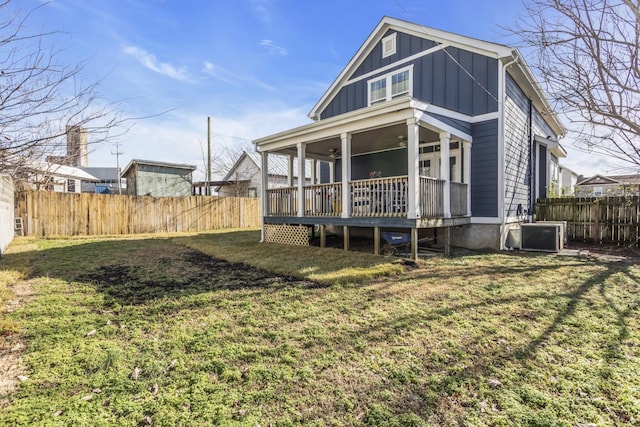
[
  {"xmin": 382, "ymin": 33, "xmax": 397, "ymax": 58},
  {"xmin": 367, "ymin": 66, "xmax": 413, "ymax": 106}
]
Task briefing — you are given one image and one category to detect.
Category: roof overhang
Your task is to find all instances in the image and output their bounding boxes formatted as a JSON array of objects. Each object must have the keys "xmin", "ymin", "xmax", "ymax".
[{"xmin": 534, "ymin": 134, "xmax": 567, "ymax": 158}]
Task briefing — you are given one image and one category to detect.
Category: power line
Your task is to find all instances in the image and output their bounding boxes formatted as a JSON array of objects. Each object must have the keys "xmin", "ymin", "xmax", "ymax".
[{"xmin": 391, "ymin": 0, "xmax": 501, "ymax": 104}]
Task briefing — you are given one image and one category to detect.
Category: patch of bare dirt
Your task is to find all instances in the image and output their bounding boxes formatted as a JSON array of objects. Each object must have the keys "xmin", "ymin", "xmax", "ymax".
[
  {"xmin": 0, "ymin": 280, "xmax": 35, "ymax": 408},
  {"xmin": 564, "ymin": 242, "xmax": 640, "ymax": 264}
]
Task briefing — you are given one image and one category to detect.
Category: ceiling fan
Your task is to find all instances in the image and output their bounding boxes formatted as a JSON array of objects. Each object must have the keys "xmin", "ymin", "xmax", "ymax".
[{"xmin": 328, "ymin": 148, "xmax": 339, "ymax": 159}]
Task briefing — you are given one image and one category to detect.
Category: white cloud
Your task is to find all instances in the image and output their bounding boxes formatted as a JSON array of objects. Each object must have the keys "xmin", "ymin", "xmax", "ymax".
[
  {"xmin": 123, "ymin": 45, "xmax": 191, "ymax": 82},
  {"xmin": 259, "ymin": 39, "xmax": 287, "ymax": 56},
  {"xmin": 202, "ymin": 61, "xmax": 276, "ymax": 91}
]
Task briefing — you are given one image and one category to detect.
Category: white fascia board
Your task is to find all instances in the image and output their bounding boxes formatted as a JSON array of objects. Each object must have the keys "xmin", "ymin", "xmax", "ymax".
[
  {"xmin": 533, "ymin": 134, "xmax": 568, "ymax": 158},
  {"xmin": 309, "ymin": 16, "xmax": 514, "ymax": 120},
  {"xmin": 255, "ymin": 97, "xmax": 415, "ymax": 151}
]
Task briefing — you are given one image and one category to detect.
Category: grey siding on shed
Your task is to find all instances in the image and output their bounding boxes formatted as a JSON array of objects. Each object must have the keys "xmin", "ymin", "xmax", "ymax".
[
  {"xmin": 321, "ymin": 31, "xmax": 499, "ymax": 120},
  {"xmin": 504, "ymin": 74, "xmax": 532, "ymax": 218},
  {"xmin": 470, "ymin": 119, "xmax": 499, "ymax": 217},
  {"xmin": 126, "ymin": 165, "xmax": 193, "ymax": 197}
]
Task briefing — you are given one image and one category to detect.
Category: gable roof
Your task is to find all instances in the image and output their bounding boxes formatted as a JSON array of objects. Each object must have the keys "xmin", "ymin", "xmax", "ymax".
[
  {"xmin": 577, "ymin": 174, "xmax": 640, "ymax": 186},
  {"xmin": 27, "ymin": 162, "xmax": 100, "ymax": 182},
  {"xmin": 122, "ymin": 159, "xmax": 197, "ymax": 177},
  {"xmin": 222, "ymin": 151, "xmax": 312, "ymax": 182},
  {"xmin": 308, "ymin": 16, "xmax": 565, "ymax": 137}
]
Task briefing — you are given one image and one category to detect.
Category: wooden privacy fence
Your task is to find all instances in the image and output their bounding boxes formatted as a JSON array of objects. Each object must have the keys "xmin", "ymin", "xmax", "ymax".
[
  {"xmin": 536, "ymin": 196, "xmax": 640, "ymax": 246},
  {"xmin": 15, "ymin": 191, "xmax": 261, "ymax": 237}
]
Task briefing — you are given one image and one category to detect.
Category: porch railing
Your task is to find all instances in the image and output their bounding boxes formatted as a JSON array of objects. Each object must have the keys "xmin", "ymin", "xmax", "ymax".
[
  {"xmin": 450, "ymin": 182, "xmax": 468, "ymax": 217},
  {"xmin": 420, "ymin": 176, "xmax": 445, "ymax": 218},
  {"xmin": 266, "ymin": 186, "xmax": 298, "ymax": 216},
  {"xmin": 303, "ymin": 182, "xmax": 342, "ymax": 217},
  {"xmin": 265, "ymin": 176, "xmax": 467, "ymax": 219},
  {"xmin": 350, "ymin": 176, "xmax": 408, "ymax": 217}
]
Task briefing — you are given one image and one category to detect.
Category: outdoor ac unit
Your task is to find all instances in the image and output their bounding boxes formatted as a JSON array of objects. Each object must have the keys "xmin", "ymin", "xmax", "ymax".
[
  {"xmin": 535, "ymin": 221, "xmax": 567, "ymax": 246},
  {"xmin": 520, "ymin": 223, "xmax": 562, "ymax": 253}
]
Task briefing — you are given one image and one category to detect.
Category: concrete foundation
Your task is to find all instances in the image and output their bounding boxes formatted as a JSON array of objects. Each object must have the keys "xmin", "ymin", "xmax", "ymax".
[{"xmin": 451, "ymin": 223, "xmax": 501, "ymax": 250}]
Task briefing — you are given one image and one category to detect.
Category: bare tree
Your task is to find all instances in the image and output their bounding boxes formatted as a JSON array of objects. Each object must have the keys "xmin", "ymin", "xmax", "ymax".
[
  {"xmin": 513, "ymin": 0, "xmax": 640, "ymax": 169},
  {"xmin": 0, "ymin": 0, "xmax": 126, "ymax": 180},
  {"xmin": 197, "ymin": 134, "xmax": 256, "ymax": 196}
]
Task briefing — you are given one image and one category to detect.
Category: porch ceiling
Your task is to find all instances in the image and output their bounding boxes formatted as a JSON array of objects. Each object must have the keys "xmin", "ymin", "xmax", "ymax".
[{"xmin": 272, "ymin": 123, "xmax": 441, "ymax": 159}]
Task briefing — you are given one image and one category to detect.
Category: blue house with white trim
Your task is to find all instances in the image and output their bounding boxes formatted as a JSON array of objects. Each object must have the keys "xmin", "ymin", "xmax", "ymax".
[{"xmin": 253, "ymin": 16, "xmax": 567, "ymax": 255}]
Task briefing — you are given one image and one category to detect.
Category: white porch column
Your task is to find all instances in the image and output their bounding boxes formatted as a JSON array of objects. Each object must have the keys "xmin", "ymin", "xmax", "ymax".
[
  {"xmin": 297, "ymin": 142, "xmax": 306, "ymax": 217},
  {"xmin": 311, "ymin": 159, "xmax": 318, "ymax": 185},
  {"xmin": 407, "ymin": 118, "xmax": 420, "ymax": 219},
  {"xmin": 440, "ymin": 131, "xmax": 451, "ymax": 218},
  {"xmin": 329, "ymin": 162, "xmax": 335, "ymax": 183},
  {"xmin": 340, "ymin": 132, "xmax": 351, "ymax": 218},
  {"xmin": 287, "ymin": 154, "xmax": 294, "ymax": 187},
  {"xmin": 260, "ymin": 151, "xmax": 269, "ymax": 242},
  {"xmin": 463, "ymin": 140, "xmax": 472, "ymax": 216}
]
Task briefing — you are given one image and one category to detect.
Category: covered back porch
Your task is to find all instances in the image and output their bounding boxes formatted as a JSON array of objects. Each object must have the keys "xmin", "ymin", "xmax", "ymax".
[{"xmin": 254, "ymin": 98, "xmax": 473, "ymax": 258}]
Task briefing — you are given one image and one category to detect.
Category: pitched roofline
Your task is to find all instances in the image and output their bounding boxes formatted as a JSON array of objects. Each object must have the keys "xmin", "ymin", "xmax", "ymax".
[
  {"xmin": 308, "ymin": 16, "xmax": 513, "ymax": 120},
  {"xmin": 122, "ymin": 159, "xmax": 197, "ymax": 176},
  {"xmin": 575, "ymin": 174, "xmax": 621, "ymax": 186},
  {"xmin": 220, "ymin": 150, "xmax": 253, "ymax": 182}
]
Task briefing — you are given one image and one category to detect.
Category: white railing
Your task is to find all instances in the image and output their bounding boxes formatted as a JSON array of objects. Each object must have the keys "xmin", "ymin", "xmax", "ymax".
[
  {"xmin": 266, "ymin": 186, "xmax": 298, "ymax": 216},
  {"xmin": 420, "ymin": 176, "xmax": 445, "ymax": 218},
  {"xmin": 303, "ymin": 182, "xmax": 342, "ymax": 216},
  {"xmin": 265, "ymin": 176, "xmax": 467, "ymax": 219},
  {"xmin": 350, "ymin": 176, "xmax": 408, "ymax": 217},
  {"xmin": 450, "ymin": 182, "xmax": 468, "ymax": 217}
]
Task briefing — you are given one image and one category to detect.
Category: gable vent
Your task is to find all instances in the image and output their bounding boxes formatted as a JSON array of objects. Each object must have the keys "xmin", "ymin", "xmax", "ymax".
[{"xmin": 382, "ymin": 33, "xmax": 397, "ymax": 58}]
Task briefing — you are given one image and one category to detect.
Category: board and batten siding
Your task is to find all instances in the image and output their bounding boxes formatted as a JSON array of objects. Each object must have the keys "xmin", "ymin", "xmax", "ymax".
[
  {"xmin": 504, "ymin": 74, "xmax": 532, "ymax": 218},
  {"xmin": 321, "ymin": 31, "xmax": 499, "ymax": 120},
  {"xmin": 470, "ymin": 119, "xmax": 499, "ymax": 217}
]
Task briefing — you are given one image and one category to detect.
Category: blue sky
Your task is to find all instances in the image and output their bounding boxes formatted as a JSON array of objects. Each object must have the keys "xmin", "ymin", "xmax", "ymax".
[{"xmin": 19, "ymin": 0, "xmax": 615, "ymax": 178}]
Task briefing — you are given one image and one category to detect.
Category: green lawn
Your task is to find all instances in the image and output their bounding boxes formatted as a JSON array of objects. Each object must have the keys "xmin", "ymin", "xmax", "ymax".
[{"xmin": 1, "ymin": 230, "xmax": 639, "ymax": 426}]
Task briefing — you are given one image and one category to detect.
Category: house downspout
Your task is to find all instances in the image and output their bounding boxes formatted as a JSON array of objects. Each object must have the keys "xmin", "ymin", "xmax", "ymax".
[
  {"xmin": 528, "ymin": 98, "xmax": 534, "ymax": 223},
  {"xmin": 500, "ymin": 55, "xmax": 518, "ymax": 250}
]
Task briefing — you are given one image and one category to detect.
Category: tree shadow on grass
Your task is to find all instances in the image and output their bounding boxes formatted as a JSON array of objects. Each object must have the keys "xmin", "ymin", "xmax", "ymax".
[
  {"xmin": 1, "ymin": 237, "xmax": 327, "ymax": 310},
  {"xmin": 330, "ymin": 257, "xmax": 640, "ymax": 424}
]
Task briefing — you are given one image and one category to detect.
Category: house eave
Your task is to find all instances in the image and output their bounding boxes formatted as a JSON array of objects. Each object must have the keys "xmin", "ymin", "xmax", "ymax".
[{"xmin": 255, "ymin": 97, "xmax": 418, "ymax": 151}]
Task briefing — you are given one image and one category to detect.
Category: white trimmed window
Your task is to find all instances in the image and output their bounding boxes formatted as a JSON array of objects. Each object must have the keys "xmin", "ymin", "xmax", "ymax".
[
  {"xmin": 367, "ymin": 66, "xmax": 413, "ymax": 106},
  {"xmin": 382, "ymin": 33, "xmax": 397, "ymax": 58}
]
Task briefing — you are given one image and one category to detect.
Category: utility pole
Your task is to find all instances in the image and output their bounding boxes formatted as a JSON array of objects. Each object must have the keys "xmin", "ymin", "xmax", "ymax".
[
  {"xmin": 111, "ymin": 141, "xmax": 123, "ymax": 195},
  {"xmin": 207, "ymin": 116, "xmax": 212, "ymax": 196}
]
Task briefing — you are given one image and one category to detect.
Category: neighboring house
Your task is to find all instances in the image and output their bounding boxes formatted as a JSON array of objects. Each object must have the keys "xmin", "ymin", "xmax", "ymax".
[
  {"xmin": 574, "ymin": 174, "xmax": 640, "ymax": 197},
  {"xmin": 553, "ymin": 165, "xmax": 579, "ymax": 197},
  {"xmin": 19, "ymin": 162, "xmax": 99, "ymax": 193},
  {"xmin": 122, "ymin": 159, "xmax": 196, "ymax": 197},
  {"xmin": 253, "ymin": 16, "xmax": 567, "ymax": 254},
  {"xmin": 80, "ymin": 167, "xmax": 125, "ymax": 194},
  {"xmin": 216, "ymin": 151, "xmax": 313, "ymax": 197}
]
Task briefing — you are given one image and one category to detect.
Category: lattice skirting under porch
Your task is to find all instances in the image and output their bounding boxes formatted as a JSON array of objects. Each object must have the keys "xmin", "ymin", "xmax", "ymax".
[{"xmin": 264, "ymin": 224, "xmax": 309, "ymax": 246}]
